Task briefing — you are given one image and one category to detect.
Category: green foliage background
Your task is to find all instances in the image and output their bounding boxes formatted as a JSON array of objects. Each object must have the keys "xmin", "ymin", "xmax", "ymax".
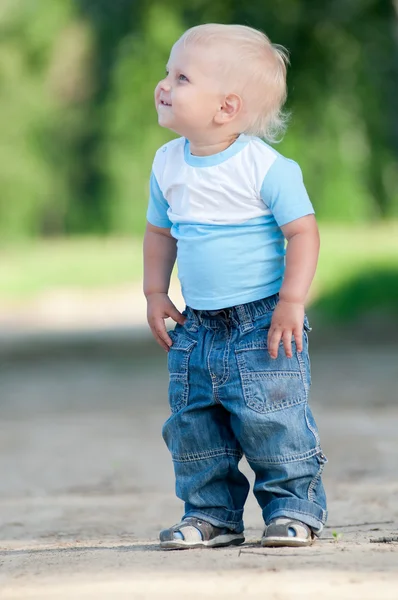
[{"xmin": 1, "ymin": 0, "xmax": 397, "ymax": 240}]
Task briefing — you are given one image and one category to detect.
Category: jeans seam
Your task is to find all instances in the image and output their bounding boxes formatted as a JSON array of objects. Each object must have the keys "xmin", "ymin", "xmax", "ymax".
[
  {"xmin": 240, "ymin": 371, "xmax": 302, "ymax": 379},
  {"xmin": 207, "ymin": 332, "xmax": 222, "ymax": 405},
  {"xmin": 216, "ymin": 327, "xmax": 231, "ymax": 386},
  {"xmin": 308, "ymin": 455, "xmax": 326, "ymax": 502},
  {"xmin": 247, "ymin": 445, "xmax": 321, "ymax": 465},
  {"xmin": 296, "ymin": 348, "xmax": 309, "ymax": 399},
  {"xmin": 305, "ymin": 404, "xmax": 320, "ymax": 447},
  {"xmin": 172, "ymin": 448, "xmax": 243, "ymax": 462},
  {"xmin": 207, "ymin": 329, "xmax": 231, "ymax": 388},
  {"xmin": 213, "ymin": 385, "xmax": 222, "ymax": 404}
]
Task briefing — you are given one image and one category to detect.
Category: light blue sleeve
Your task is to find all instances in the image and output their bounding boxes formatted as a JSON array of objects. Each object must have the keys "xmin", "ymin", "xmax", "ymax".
[
  {"xmin": 146, "ymin": 171, "xmax": 173, "ymax": 228},
  {"xmin": 260, "ymin": 157, "xmax": 314, "ymax": 227}
]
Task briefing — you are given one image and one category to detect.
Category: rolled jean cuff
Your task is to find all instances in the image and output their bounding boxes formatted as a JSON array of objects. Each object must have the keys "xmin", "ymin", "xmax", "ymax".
[
  {"xmin": 263, "ymin": 498, "xmax": 327, "ymax": 534},
  {"xmin": 183, "ymin": 507, "xmax": 244, "ymax": 533}
]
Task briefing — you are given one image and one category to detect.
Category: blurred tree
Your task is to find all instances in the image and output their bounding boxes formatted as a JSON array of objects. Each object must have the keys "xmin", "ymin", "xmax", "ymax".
[
  {"xmin": 99, "ymin": 2, "xmax": 184, "ymax": 234},
  {"xmin": 0, "ymin": 0, "xmax": 397, "ymax": 239},
  {"xmin": 66, "ymin": 0, "xmax": 142, "ymax": 233},
  {"xmin": 0, "ymin": 0, "xmax": 78, "ymax": 238}
]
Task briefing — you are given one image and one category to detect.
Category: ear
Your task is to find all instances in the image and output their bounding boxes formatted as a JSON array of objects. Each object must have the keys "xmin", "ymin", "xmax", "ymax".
[{"xmin": 214, "ymin": 93, "xmax": 242, "ymax": 124}]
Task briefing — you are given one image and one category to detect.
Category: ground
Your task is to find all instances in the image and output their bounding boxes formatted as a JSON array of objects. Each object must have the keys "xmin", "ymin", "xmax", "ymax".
[{"xmin": 1, "ymin": 332, "xmax": 398, "ymax": 599}]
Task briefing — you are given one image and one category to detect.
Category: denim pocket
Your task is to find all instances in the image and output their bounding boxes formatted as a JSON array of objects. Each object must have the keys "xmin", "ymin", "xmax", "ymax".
[
  {"xmin": 235, "ymin": 333, "xmax": 307, "ymax": 414},
  {"xmin": 167, "ymin": 331, "xmax": 197, "ymax": 414}
]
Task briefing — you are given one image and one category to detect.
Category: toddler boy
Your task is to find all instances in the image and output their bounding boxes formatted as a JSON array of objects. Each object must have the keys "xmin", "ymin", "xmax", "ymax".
[{"xmin": 143, "ymin": 23, "xmax": 327, "ymax": 549}]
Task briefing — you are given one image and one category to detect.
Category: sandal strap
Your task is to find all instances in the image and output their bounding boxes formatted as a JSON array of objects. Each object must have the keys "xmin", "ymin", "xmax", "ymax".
[
  {"xmin": 266, "ymin": 519, "xmax": 312, "ymax": 540},
  {"xmin": 162, "ymin": 517, "xmax": 223, "ymax": 543}
]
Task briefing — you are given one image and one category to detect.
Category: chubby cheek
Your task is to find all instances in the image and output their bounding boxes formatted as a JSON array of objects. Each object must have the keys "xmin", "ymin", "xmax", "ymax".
[{"xmin": 185, "ymin": 99, "xmax": 212, "ymax": 122}]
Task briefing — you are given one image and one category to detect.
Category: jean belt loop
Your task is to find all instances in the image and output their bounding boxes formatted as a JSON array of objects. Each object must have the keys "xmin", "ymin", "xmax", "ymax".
[{"xmin": 235, "ymin": 303, "xmax": 254, "ymax": 333}]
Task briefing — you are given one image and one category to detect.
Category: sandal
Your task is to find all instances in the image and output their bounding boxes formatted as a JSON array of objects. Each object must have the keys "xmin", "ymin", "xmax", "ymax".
[
  {"xmin": 261, "ymin": 517, "xmax": 314, "ymax": 547},
  {"xmin": 159, "ymin": 517, "xmax": 245, "ymax": 550}
]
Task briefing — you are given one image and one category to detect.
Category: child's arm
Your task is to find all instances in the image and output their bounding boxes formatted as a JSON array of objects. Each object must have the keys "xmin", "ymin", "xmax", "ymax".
[
  {"xmin": 143, "ymin": 222, "xmax": 186, "ymax": 351},
  {"xmin": 267, "ymin": 214, "xmax": 320, "ymax": 359}
]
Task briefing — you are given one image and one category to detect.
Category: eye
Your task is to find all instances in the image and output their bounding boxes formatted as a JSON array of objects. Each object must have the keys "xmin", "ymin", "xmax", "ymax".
[{"xmin": 178, "ymin": 74, "xmax": 189, "ymax": 82}]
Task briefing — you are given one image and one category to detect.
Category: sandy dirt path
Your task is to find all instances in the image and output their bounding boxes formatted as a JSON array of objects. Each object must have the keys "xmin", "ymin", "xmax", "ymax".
[{"xmin": 1, "ymin": 338, "xmax": 398, "ymax": 599}]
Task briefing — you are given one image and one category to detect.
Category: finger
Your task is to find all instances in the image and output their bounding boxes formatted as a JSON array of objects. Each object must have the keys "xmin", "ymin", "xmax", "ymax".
[
  {"xmin": 156, "ymin": 334, "xmax": 171, "ymax": 352},
  {"xmin": 168, "ymin": 303, "xmax": 186, "ymax": 325},
  {"xmin": 294, "ymin": 328, "xmax": 303, "ymax": 353},
  {"xmin": 151, "ymin": 328, "xmax": 171, "ymax": 352},
  {"xmin": 149, "ymin": 322, "xmax": 169, "ymax": 349},
  {"xmin": 151, "ymin": 320, "xmax": 172, "ymax": 348},
  {"xmin": 282, "ymin": 330, "xmax": 293, "ymax": 358},
  {"xmin": 268, "ymin": 329, "xmax": 281, "ymax": 359},
  {"xmin": 157, "ymin": 328, "xmax": 172, "ymax": 348}
]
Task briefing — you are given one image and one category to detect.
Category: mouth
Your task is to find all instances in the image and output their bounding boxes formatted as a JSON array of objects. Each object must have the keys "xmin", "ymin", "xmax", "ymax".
[{"xmin": 159, "ymin": 99, "xmax": 172, "ymax": 107}]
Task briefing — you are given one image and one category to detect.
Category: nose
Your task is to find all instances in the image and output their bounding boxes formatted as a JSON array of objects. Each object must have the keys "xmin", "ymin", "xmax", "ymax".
[{"xmin": 159, "ymin": 78, "xmax": 171, "ymax": 92}]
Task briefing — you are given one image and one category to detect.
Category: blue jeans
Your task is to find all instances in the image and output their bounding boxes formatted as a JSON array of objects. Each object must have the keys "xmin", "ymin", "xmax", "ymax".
[{"xmin": 162, "ymin": 294, "xmax": 327, "ymax": 535}]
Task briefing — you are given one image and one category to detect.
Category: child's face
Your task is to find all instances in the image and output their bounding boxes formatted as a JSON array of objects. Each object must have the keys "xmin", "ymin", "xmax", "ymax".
[{"xmin": 155, "ymin": 42, "xmax": 225, "ymax": 138}]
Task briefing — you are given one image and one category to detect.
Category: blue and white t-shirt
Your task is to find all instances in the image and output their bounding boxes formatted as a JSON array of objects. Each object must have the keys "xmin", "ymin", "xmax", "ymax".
[{"xmin": 147, "ymin": 134, "xmax": 314, "ymax": 310}]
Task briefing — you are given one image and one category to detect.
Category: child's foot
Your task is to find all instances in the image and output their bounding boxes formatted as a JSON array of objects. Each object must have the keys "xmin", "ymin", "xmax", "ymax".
[
  {"xmin": 159, "ymin": 517, "xmax": 245, "ymax": 550},
  {"xmin": 261, "ymin": 517, "xmax": 314, "ymax": 547}
]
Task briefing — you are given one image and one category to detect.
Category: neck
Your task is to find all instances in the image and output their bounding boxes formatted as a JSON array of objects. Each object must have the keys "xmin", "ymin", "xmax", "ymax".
[{"xmin": 188, "ymin": 133, "xmax": 240, "ymax": 156}]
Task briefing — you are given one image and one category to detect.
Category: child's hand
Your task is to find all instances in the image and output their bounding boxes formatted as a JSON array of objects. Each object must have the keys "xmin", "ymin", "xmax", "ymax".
[
  {"xmin": 267, "ymin": 300, "xmax": 305, "ymax": 359},
  {"xmin": 146, "ymin": 292, "xmax": 186, "ymax": 351}
]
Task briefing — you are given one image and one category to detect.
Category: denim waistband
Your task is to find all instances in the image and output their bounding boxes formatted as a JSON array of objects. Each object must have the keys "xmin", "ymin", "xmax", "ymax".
[{"xmin": 186, "ymin": 294, "xmax": 279, "ymax": 332}]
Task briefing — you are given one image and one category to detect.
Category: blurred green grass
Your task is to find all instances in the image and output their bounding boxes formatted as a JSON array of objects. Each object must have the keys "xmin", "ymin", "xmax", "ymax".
[
  {"xmin": 0, "ymin": 225, "xmax": 397, "ymax": 320},
  {"xmin": 311, "ymin": 224, "xmax": 398, "ymax": 321},
  {"xmin": 0, "ymin": 237, "xmax": 144, "ymax": 298},
  {"xmin": 313, "ymin": 223, "xmax": 398, "ymax": 295}
]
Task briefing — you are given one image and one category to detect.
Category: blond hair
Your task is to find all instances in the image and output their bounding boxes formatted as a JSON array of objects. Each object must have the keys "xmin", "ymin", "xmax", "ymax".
[{"xmin": 179, "ymin": 24, "xmax": 289, "ymax": 143}]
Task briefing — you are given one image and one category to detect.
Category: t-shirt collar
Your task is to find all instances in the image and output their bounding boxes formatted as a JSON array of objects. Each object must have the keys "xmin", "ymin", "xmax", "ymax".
[{"xmin": 184, "ymin": 134, "xmax": 250, "ymax": 167}]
